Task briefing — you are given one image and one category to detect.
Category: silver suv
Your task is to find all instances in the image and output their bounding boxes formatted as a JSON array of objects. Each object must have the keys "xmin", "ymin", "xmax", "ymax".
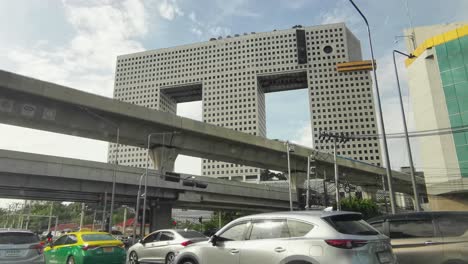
[
  {"xmin": 174, "ymin": 211, "xmax": 396, "ymax": 264},
  {"xmin": 0, "ymin": 229, "xmax": 45, "ymax": 264}
]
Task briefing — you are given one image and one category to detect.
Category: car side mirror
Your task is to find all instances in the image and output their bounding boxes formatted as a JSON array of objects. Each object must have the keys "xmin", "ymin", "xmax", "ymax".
[{"xmin": 210, "ymin": 235, "xmax": 219, "ymax": 246}]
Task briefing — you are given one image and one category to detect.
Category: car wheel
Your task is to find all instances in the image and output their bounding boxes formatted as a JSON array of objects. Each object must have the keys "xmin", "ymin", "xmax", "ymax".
[
  {"xmin": 179, "ymin": 258, "xmax": 197, "ymax": 264},
  {"xmin": 67, "ymin": 256, "xmax": 75, "ymax": 264},
  {"xmin": 166, "ymin": 252, "xmax": 175, "ymax": 264},
  {"xmin": 129, "ymin": 251, "xmax": 139, "ymax": 264}
]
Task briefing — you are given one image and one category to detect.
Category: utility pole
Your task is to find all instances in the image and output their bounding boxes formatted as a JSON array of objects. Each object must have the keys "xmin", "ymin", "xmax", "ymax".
[
  {"xmin": 319, "ymin": 131, "xmax": 351, "ymax": 211},
  {"xmin": 25, "ymin": 201, "xmax": 32, "ymax": 230},
  {"xmin": 122, "ymin": 207, "xmax": 127, "ymax": 235},
  {"xmin": 102, "ymin": 192, "xmax": 107, "ymax": 231},
  {"xmin": 285, "ymin": 141, "xmax": 294, "ymax": 211},
  {"xmin": 323, "ymin": 170, "xmax": 328, "ymax": 207},
  {"xmin": 306, "ymin": 156, "xmax": 310, "ymax": 209},
  {"xmin": 382, "ymin": 175, "xmax": 389, "ymax": 213},
  {"xmin": 348, "ymin": 0, "xmax": 397, "ymax": 214},
  {"xmin": 218, "ymin": 211, "xmax": 222, "ymax": 229},
  {"xmin": 47, "ymin": 203, "xmax": 53, "ymax": 233},
  {"xmin": 79, "ymin": 203, "xmax": 85, "ymax": 230},
  {"xmin": 55, "ymin": 216, "xmax": 59, "ymax": 234},
  {"xmin": 92, "ymin": 209, "xmax": 97, "ymax": 231},
  {"xmin": 393, "ymin": 50, "xmax": 420, "ymax": 212},
  {"xmin": 333, "ymin": 139, "xmax": 340, "ymax": 211}
]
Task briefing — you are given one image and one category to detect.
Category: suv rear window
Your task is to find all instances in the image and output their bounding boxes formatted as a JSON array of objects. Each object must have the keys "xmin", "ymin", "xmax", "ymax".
[
  {"xmin": 0, "ymin": 232, "xmax": 39, "ymax": 244},
  {"xmin": 324, "ymin": 214, "xmax": 379, "ymax": 235}
]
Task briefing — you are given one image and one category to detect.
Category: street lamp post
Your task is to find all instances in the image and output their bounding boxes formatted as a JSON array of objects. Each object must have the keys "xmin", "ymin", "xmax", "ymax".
[
  {"xmin": 133, "ymin": 172, "xmax": 145, "ymax": 244},
  {"xmin": 109, "ymin": 127, "xmax": 120, "ymax": 232},
  {"xmin": 306, "ymin": 156, "xmax": 311, "ymax": 209},
  {"xmin": 285, "ymin": 141, "xmax": 294, "ymax": 211},
  {"xmin": 333, "ymin": 139, "xmax": 341, "ymax": 211},
  {"xmin": 348, "ymin": 0, "xmax": 397, "ymax": 214},
  {"xmin": 393, "ymin": 50, "xmax": 420, "ymax": 211}
]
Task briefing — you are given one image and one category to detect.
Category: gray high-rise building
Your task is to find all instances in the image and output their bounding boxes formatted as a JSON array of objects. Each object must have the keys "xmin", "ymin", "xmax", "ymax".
[{"xmin": 108, "ymin": 23, "xmax": 382, "ymax": 182}]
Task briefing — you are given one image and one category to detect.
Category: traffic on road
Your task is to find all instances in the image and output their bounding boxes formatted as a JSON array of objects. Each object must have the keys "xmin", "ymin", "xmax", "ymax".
[{"xmin": 1, "ymin": 210, "xmax": 467, "ymax": 264}]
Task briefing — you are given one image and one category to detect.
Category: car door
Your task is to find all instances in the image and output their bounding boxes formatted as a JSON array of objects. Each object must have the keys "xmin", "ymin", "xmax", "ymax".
[
  {"xmin": 151, "ymin": 231, "xmax": 177, "ymax": 263},
  {"xmin": 45, "ymin": 235, "xmax": 68, "ymax": 264},
  {"xmin": 238, "ymin": 219, "xmax": 290, "ymax": 264},
  {"xmin": 139, "ymin": 232, "xmax": 161, "ymax": 262},
  {"xmin": 203, "ymin": 221, "xmax": 250, "ymax": 264},
  {"xmin": 55, "ymin": 235, "xmax": 77, "ymax": 263},
  {"xmin": 388, "ymin": 215, "xmax": 444, "ymax": 264},
  {"xmin": 434, "ymin": 213, "xmax": 468, "ymax": 262},
  {"xmin": 142, "ymin": 231, "xmax": 177, "ymax": 263}
]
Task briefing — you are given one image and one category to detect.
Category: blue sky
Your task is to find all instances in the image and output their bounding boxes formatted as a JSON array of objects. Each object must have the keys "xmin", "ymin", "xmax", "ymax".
[{"xmin": 0, "ymin": 0, "xmax": 467, "ymax": 198}]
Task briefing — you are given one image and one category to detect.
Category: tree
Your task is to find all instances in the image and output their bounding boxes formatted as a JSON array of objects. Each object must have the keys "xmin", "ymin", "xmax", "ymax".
[
  {"xmin": 337, "ymin": 197, "xmax": 381, "ymax": 220},
  {"xmin": 203, "ymin": 211, "xmax": 250, "ymax": 231},
  {"xmin": 260, "ymin": 169, "xmax": 287, "ymax": 181}
]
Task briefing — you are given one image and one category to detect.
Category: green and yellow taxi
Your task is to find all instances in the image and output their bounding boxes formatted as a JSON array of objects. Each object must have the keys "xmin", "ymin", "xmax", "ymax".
[{"xmin": 44, "ymin": 231, "xmax": 126, "ymax": 264}]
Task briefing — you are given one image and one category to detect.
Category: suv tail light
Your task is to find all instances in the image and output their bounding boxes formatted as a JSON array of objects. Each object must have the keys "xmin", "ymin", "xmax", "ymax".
[
  {"xmin": 29, "ymin": 244, "xmax": 44, "ymax": 254},
  {"xmin": 181, "ymin": 240, "xmax": 193, "ymax": 247},
  {"xmin": 81, "ymin": 244, "xmax": 99, "ymax": 251},
  {"xmin": 325, "ymin": 239, "xmax": 368, "ymax": 249}
]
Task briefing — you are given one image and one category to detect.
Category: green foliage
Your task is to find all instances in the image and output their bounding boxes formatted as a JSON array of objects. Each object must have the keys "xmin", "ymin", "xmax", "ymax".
[
  {"xmin": 174, "ymin": 211, "xmax": 250, "ymax": 234},
  {"xmin": 0, "ymin": 201, "xmax": 136, "ymax": 233},
  {"xmin": 338, "ymin": 197, "xmax": 381, "ymax": 220},
  {"xmin": 260, "ymin": 169, "xmax": 287, "ymax": 181}
]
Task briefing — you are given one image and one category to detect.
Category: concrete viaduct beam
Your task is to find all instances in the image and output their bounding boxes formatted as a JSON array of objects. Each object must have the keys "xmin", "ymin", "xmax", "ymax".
[{"xmin": 0, "ymin": 70, "xmax": 426, "ymax": 196}]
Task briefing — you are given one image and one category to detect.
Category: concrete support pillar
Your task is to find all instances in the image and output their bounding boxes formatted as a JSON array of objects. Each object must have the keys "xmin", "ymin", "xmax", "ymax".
[
  {"xmin": 290, "ymin": 172, "xmax": 306, "ymax": 208},
  {"xmin": 149, "ymin": 146, "xmax": 178, "ymax": 174},
  {"xmin": 149, "ymin": 202, "xmax": 173, "ymax": 232}
]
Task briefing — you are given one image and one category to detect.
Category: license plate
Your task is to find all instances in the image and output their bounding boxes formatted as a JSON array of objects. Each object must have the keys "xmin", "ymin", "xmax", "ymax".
[
  {"xmin": 377, "ymin": 251, "xmax": 392, "ymax": 263},
  {"xmin": 5, "ymin": 249, "xmax": 20, "ymax": 257},
  {"xmin": 103, "ymin": 247, "xmax": 113, "ymax": 253}
]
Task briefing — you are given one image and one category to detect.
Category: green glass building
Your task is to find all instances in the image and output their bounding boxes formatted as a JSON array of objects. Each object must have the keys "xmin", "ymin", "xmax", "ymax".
[{"xmin": 405, "ymin": 22, "xmax": 468, "ymax": 210}]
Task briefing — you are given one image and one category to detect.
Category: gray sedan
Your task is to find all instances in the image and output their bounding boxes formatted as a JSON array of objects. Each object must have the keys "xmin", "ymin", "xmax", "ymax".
[{"xmin": 128, "ymin": 229, "xmax": 207, "ymax": 264}]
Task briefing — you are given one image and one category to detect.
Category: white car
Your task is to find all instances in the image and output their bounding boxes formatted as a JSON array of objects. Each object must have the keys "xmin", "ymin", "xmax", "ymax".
[
  {"xmin": 174, "ymin": 211, "xmax": 396, "ymax": 264},
  {"xmin": 128, "ymin": 229, "xmax": 207, "ymax": 264}
]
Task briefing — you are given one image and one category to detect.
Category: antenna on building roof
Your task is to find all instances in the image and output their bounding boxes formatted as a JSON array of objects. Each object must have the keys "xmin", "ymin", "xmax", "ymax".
[{"xmin": 403, "ymin": 0, "xmax": 416, "ymax": 51}]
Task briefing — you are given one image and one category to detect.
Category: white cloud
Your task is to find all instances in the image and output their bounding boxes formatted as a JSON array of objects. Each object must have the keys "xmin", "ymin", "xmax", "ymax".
[
  {"xmin": 5, "ymin": 0, "xmax": 148, "ymax": 96},
  {"xmin": 281, "ymin": 0, "xmax": 308, "ymax": 10},
  {"xmin": 318, "ymin": 0, "xmax": 360, "ymax": 31},
  {"xmin": 291, "ymin": 123, "xmax": 313, "ymax": 148},
  {"xmin": 186, "ymin": 10, "xmax": 231, "ymax": 39},
  {"xmin": 215, "ymin": 0, "xmax": 260, "ymax": 18},
  {"xmin": 0, "ymin": 0, "xmax": 150, "ymax": 166},
  {"xmin": 158, "ymin": 0, "xmax": 184, "ymax": 21}
]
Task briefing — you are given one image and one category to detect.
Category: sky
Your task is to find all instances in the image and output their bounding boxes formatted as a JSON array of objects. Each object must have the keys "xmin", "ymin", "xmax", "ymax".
[{"xmin": 0, "ymin": 0, "xmax": 467, "ymax": 207}]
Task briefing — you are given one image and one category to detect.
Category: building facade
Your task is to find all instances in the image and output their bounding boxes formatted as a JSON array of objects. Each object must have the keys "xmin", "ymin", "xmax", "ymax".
[
  {"xmin": 108, "ymin": 23, "xmax": 381, "ymax": 182},
  {"xmin": 404, "ymin": 22, "xmax": 468, "ymax": 210}
]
